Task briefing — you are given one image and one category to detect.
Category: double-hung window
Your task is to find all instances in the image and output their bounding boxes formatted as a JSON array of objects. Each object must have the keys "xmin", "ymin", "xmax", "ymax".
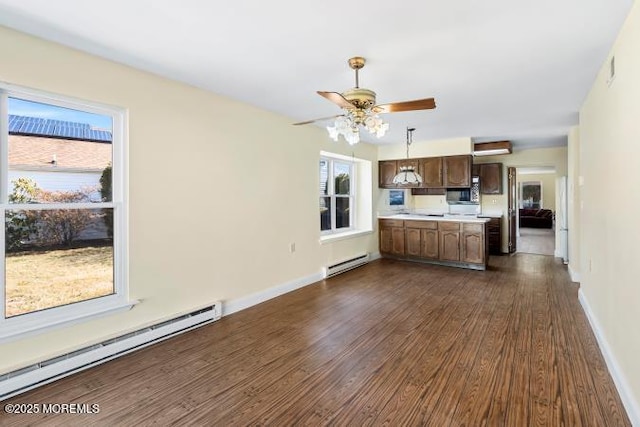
[
  {"xmin": 320, "ymin": 155, "xmax": 354, "ymax": 234},
  {"xmin": 0, "ymin": 83, "xmax": 129, "ymax": 340}
]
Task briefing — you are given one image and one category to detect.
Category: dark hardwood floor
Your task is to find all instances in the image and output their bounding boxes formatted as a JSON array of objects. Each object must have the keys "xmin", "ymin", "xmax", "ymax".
[{"xmin": 1, "ymin": 254, "xmax": 630, "ymax": 426}]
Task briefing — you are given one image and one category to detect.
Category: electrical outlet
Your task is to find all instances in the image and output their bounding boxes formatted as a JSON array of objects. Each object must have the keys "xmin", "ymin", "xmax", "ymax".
[{"xmin": 289, "ymin": 243, "xmax": 296, "ymax": 253}]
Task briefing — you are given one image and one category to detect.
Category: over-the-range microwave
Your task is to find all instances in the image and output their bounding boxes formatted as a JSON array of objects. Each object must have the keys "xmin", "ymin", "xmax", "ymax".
[{"xmin": 446, "ymin": 176, "xmax": 480, "ymax": 204}]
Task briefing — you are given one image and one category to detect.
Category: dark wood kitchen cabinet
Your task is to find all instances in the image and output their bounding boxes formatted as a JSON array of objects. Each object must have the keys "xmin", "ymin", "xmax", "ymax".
[
  {"xmin": 379, "ymin": 159, "xmax": 421, "ymax": 188},
  {"xmin": 378, "ymin": 160, "xmax": 398, "ymax": 188},
  {"xmin": 405, "ymin": 220, "xmax": 439, "ymax": 260},
  {"xmin": 485, "ymin": 217, "xmax": 502, "ymax": 255},
  {"xmin": 461, "ymin": 223, "xmax": 486, "ymax": 264},
  {"xmin": 443, "ymin": 155, "xmax": 472, "ymax": 188},
  {"xmin": 379, "ymin": 219, "xmax": 405, "ymax": 256},
  {"xmin": 420, "ymin": 157, "xmax": 444, "ymax": 188},
  {"xmin": 476, "ymin": 162, "xmax": 503, "ymax": 194},
  {"xmin": 379, "ymin": 218, "xmax": 489, "ymax": 270},
  {"xmin": 438, "ymin": 222, "xmax": 461, "ymax": 261}
]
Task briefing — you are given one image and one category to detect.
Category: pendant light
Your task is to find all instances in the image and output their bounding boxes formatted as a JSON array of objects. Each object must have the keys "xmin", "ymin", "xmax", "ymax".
[{"xmin": 392, "ymin": 127, "xmax": 422, "ymax": 185}]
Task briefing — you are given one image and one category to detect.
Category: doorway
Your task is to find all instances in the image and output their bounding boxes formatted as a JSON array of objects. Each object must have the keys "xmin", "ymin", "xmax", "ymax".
[{"xmin": 515, "ymin": 167, "xmax": 556, "ymax": 256}]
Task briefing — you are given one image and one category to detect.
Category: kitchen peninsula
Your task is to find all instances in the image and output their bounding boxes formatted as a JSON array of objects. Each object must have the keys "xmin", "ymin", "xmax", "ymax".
[{"xmin": 378, "ymin": 214, "xmax": 490, "ymax": 270}]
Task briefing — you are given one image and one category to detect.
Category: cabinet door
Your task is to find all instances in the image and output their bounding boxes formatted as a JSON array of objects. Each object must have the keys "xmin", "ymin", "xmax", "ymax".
[
  {"xmin": 443, "ymin": 155, "xmax": 471, "ymax": 188},
  {"xmin": 391, "ymin": 227, "xmax": 405, "ymax": 256},
  {"xmin": 479, "ymin": 163, "xmax": 503, "ymax": 194},
  {"xmin": 420, "ymin": 157, "xmax": 444, "ymax": 188},
  {"xmin": 421, "ymin": 229, "xmax": 439, "ymax": 259},
  {"xmin": 439, "ymin": 230, "xmax": 460, "ymax": 261},
  {"xmin": 378, "ymin": 160, "xmax": 397, "ymax": 188},
  {"xmin": 380, "ymin": 227, "xmax": 393, "ymax": 254},
  {"xmin": 405, "ymin": 228, "xmax": 421, "ymax": 257},
  {"xmin": 462, "ymin": 232, "xmax": 484, "ymax": 264}
]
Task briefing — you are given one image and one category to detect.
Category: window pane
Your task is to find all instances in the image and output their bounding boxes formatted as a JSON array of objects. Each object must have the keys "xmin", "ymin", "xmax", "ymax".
[
  {"xmin": 320, "ymin": 197, "xmax": 331, "ymax": 231},
  {"xmin": 5, "ymin": 208, "xmax": 114, "ymax": 318},
  {"xmin": 334, "ymin": 162, "xmax": 350, "ymax": 195},
  {"xmin": 8, "ymin": 98, "xmax": 113, "ymax": 203},
  {"xmin": 319, "ymin": 159, "xmax": 328, "ymax": 195},
  {"xmin": 336, "ymin": 197, "xmax": 350, "ymax": 229}
]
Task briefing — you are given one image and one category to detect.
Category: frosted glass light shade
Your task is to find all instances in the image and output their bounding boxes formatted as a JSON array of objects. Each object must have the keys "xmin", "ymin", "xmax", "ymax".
[{"xmin": 392, "ymin": 166, "xmax": 423, "ymax": 185}]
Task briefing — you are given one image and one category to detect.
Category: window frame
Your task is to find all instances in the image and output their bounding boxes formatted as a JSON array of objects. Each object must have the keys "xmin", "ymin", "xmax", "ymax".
[
  {"xmin": 320, "ymin": 155, "xmax": 355, "ymax": 236},
  {"xmin": 0, "ymin": 81, "xmax": 133, "ymax": 342}
]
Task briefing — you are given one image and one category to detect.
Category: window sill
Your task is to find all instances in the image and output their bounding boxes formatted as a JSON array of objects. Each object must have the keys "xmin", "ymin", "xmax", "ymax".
[
  {"xmin": 0, "ymin": 298, "xmax": 140, "ymax": 343},
  {"xmin": 320, "ymin": 229, "xmax": 373, "ymax": 244}
]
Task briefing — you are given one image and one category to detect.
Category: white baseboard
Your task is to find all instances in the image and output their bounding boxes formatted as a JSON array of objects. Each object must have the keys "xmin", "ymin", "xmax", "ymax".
[
  {"xmin": 221, "ymin": 272, "xmax": 324, "ymax": 316},
  {"xmin": 578, "ymin": 289, "xmax": 639, "ymax": 426},
  {"xmin": 568, "ymin": 264, "xmax": 580, "ymax": 283},
  {"xmin": 222, "ymin": 253, "xmax": 380, "ymax": 317}
]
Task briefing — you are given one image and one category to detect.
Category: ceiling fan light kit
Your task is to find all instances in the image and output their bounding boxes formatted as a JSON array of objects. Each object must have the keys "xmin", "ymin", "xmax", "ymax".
[
  {"xmin": 294, "ymin": 57, "xmax": 436, "ymax": 145},
  {"xmin": 392, "ymin": 127, "xmax": 423, "ymax": 185}
]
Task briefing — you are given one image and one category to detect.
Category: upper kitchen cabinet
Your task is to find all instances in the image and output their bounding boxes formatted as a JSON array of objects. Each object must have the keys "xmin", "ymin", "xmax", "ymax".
[
  {"xmin": 379, "ymin": 159, "xmax": 421, "ymax": 188},
  {"xmin": 378, "ymin": 160, "xmax": 397, "ymax": 188},
  {"xmin": 420, "ymin": 157, "xmax": 444, "ymax": 188},
  {"xmin": 443, "ymin": 155, "xmax": 472, "ymax": 188},
  {"xmin": 475, "ymin": 162, "xmax": 503, "ymax": 194}
]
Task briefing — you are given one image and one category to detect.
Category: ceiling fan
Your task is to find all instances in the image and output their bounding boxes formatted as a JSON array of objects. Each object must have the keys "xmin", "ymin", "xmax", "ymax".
[{"xmin": 293, "ymin": 56, "xmax": 436, "ymax": 145}]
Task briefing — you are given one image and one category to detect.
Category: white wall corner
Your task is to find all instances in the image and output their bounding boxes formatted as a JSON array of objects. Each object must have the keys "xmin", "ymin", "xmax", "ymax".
[
  {"xmin": 578, "ymin": 289, "xmax": 640, "ymax": 426},
  {"xmin": 221, "ymin": 272, "xmax": 324, "ymax": 317},
  {"xmin": 370, "ymin": 251, "xmax": 382, "ymax": 261},
  {"xmin": 568, "ymin": 264, "xmax": 581, "ymax": 283}
]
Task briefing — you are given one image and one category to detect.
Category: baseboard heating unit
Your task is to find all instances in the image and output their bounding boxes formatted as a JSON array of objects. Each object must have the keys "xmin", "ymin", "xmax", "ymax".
[
  {"xmin": 0, "ymin": 302, "xmax": 222, "ymax": 401},
  {"xmin": 324, "ymin": 253, "xmax": 371, "ymax": 278}
]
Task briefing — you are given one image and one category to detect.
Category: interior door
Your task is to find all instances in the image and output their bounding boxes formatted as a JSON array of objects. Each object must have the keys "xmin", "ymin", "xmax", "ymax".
[{"xmin": 508, "ymin": 167, "xmax": 517, "ymax": 253}]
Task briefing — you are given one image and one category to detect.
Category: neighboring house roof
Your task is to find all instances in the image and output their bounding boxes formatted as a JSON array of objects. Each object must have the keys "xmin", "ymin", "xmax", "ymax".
[
  {"xmin": 8, "ymin": 115, "xmax": 112, "ymax": 172},
  {"xmin": 9, "ymin": 114, "xmax": 112, "ymax": 142}
]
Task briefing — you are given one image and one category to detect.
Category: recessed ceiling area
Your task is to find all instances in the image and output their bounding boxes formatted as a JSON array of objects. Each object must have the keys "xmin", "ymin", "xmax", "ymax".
[{"xmin": 0, "ymin": 0, "xmax": 632, "ymax": 148}]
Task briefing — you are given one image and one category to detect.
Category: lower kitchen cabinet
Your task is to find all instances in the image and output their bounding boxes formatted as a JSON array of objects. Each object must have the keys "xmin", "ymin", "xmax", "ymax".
[
  {"xmin": 405, "ymin": 220, "xmax": 439, "ymax": 260},
  {"xmin": 461, "ymin": 223, "xmax": 485, "ymax": 264},
  {"xmin": 379, "ymin": 218, "xmax": 489, "ymax": 270},
  {"xmin": 439, "ymin": 222, "xmax": 461, "ymax": 262},
  {"xmin": 485, "ymin": 217, "xmax": 502, "ymax": 255},
  {"xmin": 379, "ymin": 219, "xmax": 405, "ymax": 256}
]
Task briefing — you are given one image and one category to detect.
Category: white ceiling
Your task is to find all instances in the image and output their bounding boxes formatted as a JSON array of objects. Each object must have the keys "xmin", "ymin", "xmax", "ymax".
[{"xmin": 0, "ymin": 0, "xmax": 633, "ymax": 148}]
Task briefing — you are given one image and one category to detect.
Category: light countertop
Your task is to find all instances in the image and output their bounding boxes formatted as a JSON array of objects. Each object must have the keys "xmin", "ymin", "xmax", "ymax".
[{"xmin": 378, "ymin": 213, "xmax": 491, "ymax": 223}]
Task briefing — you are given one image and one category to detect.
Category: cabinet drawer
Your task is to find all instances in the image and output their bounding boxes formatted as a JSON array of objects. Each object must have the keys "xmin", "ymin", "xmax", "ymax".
[
  {"xmin": 438, "ymin": 222, "xmax": 461, "ymax": 232},
  {"xmin": 379, "ymin": 219, "xmax": 404, "ymax": 228},
  {"xmin": 463, "ymin": 223, "xmax": 484, "ymax": 233},
  {"xmin": 404, "ymin": 220, "xmax": 438, "ymax": 230}
]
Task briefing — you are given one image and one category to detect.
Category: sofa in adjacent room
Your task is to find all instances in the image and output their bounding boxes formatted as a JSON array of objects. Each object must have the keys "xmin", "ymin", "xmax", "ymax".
[{"xmin": 519, "ymin": 208, "xmax": 554, "ymax": 228}]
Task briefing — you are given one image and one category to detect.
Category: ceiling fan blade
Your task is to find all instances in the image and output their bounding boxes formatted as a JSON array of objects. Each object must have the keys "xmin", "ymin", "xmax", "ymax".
[
  {"xmin": 373, "ymin": 98, "xmax": 436, "ymax": 114},
  {"xmin": 293, "ymin": 114, "xmax": 345, "ymax": 126},
  {"xmin": 317, "ymin": 91, "xmax": 354, "ymax": 109}
]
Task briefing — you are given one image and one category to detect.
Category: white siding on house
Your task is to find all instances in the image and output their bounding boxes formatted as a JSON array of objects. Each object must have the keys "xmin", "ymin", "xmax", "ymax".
[{"xmin": 8, "ymin": 170, "xmax": 102, "ymax": 200}]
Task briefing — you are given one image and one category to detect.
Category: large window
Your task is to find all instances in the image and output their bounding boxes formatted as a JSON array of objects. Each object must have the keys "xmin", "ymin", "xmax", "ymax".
[
  {"xmin": 320, "ymin": 156, "xmax": 354, "ymax": 234},
  {"xmin": 0, "ymin": 83, "xmax": 129, "ymax": 340}
]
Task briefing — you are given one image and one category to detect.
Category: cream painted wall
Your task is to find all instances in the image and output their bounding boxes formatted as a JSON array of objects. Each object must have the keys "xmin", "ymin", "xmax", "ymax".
[
  {"xmin": 377, "ymin": 136, "xmax": 472, "ymax": 160},
  {"xmin": 567, "ymin": 126, "xmax": 580, "ymax": 281},
  {"xmin": 0, "ymin": 26, "xmax": 379, "ymax": 373},
  {"xmin": 516, "ymin": 172, "xmax": 556, "ymax": 211},
  {"xmin": 474, "ymin": 146, "xmax": 568, "ymax": 252},
  {"xmin": 579, "ymin": 1, "xmax": 640, "ymax": 421}
]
